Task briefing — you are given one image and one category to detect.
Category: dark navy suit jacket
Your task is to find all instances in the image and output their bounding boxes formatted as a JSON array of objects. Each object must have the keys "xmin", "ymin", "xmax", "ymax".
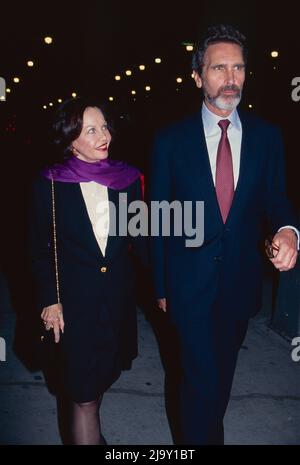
[{"xmin": 150, "ymin": 109, "xmax": 297, "ymax": 324}]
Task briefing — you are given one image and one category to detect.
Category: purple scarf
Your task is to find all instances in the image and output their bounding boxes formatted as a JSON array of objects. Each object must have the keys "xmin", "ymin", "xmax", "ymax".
[{"xmin": 41, "ymin": 156, "xmax": 141, "ymax": 190}]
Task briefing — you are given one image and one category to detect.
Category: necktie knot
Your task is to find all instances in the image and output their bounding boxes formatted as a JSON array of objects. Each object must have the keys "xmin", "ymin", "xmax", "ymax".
[{"xmin": 218, "ymin": 119, "xmax": 230, "ymax": 133}]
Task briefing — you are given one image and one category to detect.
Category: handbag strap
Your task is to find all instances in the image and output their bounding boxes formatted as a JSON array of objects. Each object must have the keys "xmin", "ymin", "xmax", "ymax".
[{"xmin": 51, "ymin": 175, "xmax": 61, "ymax": 304}]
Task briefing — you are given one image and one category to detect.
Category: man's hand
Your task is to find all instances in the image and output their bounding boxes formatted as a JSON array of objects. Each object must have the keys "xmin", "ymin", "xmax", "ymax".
[
  {"xmin": 270, "ymin": 229, "xmax": 298, "ymax": 271},
  {"xmin": 157, "ymin": 298, "xmax": 167, "ymax": 312},
  {"xmin": 41, "ymin": 303, "xmax": 64, "ymax": 343}
]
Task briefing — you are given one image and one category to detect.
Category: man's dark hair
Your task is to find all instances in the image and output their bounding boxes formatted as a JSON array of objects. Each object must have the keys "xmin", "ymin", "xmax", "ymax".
[
  {"xmin": 192, "ymin": 24, "xmax": 247, "ymax": 75},
  {"xmin": 52, "ymin": 97, "xmax": 113, "ymax": 158}
]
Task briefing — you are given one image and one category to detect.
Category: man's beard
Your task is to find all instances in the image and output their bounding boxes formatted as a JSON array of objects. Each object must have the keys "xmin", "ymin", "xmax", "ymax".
[{"xmin": 205, "ymin": 84, "xmax": 242, "ymax": 111}]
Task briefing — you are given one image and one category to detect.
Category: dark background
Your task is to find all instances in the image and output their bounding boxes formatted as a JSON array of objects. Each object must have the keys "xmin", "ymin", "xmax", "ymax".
[
  {"xmin": 0, "ymin": 0, "xmax": 300, "ymax": 296},
  {"xmin": 1, "ymin": 0, "xmax": 300, "ymax": 172}
]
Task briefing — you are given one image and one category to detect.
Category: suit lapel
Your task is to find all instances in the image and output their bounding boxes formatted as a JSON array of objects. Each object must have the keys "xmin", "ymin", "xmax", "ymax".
[
  {"xmin": 190, "ymin": 110, "xmax": 258, "ymax": 226},
  {"xmin": 105, "ymin": 187, "xmax": 125, "ymax": 261},
  {"xmin": 225, "ymin": 110, "xmax": 257, "ymax": 224},
  {"xmin": 67, "ymin": 183, "xmax": 127, "ymax": 262},
  {"xmin": 67, "ymin": 183, "xmax": 104, "ymax": 259},
  {"xmin": 78, "ymin": 183, "xmax": 126, "ymax": 261},
  {"xmin": 187, "ymin": 112, "xmax": 224, "ymax": 224}
]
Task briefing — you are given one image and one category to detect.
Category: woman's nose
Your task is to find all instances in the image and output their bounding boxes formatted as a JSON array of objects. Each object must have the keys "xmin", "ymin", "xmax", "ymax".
[{"xmin": 99, "ymin": 130, "xmax": 107, "ymax": 141}]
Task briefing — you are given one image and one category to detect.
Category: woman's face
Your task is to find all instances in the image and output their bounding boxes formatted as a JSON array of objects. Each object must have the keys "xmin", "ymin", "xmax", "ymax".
[{"xmin": 71, "ymin": 107, "xmax": 111, "ymax": 162}]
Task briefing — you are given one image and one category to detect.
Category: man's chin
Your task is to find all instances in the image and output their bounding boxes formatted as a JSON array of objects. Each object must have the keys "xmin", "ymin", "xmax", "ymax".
[{"xmin": 214, "ymin": 96, "xmax": 241, "ymax": 111}]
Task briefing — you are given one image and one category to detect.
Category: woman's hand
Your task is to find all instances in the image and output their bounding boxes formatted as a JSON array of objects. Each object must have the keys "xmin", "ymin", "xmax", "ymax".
[{"xmin": 41, "ymin": 303, "xmax": 64, "ymax": 343}]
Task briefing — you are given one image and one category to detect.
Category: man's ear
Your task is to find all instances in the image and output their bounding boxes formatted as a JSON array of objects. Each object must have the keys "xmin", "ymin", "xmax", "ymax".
[{"xmin": 193, "ymin": 71, "xmax": 202, "ymax": 89}]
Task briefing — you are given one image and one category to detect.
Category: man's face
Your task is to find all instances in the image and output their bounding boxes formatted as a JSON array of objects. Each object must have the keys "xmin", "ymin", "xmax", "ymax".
[{"xmin": 194, "ymin": 42, "xmax": 246, "ymax": 116}]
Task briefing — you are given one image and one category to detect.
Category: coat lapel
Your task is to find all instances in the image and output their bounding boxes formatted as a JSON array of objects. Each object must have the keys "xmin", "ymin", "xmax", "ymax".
[
  {"xmin": 187, "ymin": 112, "xmax": 224, "ymax": 224},
  {"xmin": 225, "ymin": 110, "xmax": 257, "ymax": 224},
  {"xmin": 104, "ymin": 187, "xmax": 122, "ymax": 261},
  {"xmin": 67, "ymin": 183, "xmax": 128, "ymax": 262},
  {"xmin": 189, "ymin": 110, "xmax": 258, "ymax": 226},
  {"xmin": 66, "ymin": 183, "xmax": 104, "ymax": 259}
]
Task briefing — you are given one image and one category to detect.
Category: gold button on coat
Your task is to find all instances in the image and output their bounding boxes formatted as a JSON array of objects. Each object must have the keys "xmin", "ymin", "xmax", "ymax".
[{"xmin": 100, "ymin": 266, "xmax": 107, "ymax": 273}]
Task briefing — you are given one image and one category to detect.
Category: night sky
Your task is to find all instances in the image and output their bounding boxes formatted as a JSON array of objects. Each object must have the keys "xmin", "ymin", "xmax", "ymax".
[
  {"xmin": 1, "ymin": 1, "xmax": 299, "ymax": 105},
  {"xmin": 0, "ymin": 0, "xmax": 299, "ymax": 197}
]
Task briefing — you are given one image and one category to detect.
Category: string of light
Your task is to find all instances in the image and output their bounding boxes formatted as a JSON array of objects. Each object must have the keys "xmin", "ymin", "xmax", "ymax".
[{"xmin": 1, "ymin": 34, "xmax": 279, "ymax": 112}]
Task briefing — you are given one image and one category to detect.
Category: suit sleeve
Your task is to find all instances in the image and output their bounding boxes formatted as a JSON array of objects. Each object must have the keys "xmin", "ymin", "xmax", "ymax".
[
  {"xmin": 149, "ymin": 132, "xmax": 172, "ymax": 298},
  {"xmin": 265, "ymin": 126, "xmax": 298, "ymax": 233},
  {"xmin": 28, "ymin": 177, "xmax": 59, "ymax": 310}
]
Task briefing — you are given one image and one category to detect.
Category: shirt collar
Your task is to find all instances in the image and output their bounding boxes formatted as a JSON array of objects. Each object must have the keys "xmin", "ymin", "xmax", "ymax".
[{"xmin": 201, "ymin": 101, "xmax": 241, "ymax": 135}]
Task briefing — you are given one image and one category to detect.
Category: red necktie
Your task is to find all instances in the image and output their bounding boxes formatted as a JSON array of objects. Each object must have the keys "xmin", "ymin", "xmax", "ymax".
[{"xmin": 215, "ymin": 119, "xmax": 234, "ymax": 223}]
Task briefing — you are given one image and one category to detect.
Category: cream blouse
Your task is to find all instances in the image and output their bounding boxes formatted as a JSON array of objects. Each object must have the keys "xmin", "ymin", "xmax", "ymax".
[{"xmin": 80, "ymin": 181, "xmax": 109, "ymax": 257}]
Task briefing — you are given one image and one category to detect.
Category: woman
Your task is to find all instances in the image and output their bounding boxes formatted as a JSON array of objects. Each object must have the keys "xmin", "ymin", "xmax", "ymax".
[{"xmin": 29, "ymin": 97, "xmax": 145, "ymax": 445}]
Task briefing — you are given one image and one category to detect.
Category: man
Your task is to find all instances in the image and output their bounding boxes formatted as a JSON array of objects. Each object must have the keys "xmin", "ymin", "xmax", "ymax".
[{"xmin": 150, "ymin": 24, "xmax": 298, "ymax": 445}]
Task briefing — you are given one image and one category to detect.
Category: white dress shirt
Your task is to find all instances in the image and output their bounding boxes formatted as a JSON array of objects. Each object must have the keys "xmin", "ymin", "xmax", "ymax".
[
  {"xmin": 80, "ymin": 181, "xmax": 109, "ymax": 257},
  {"xmin": 201, "ymin": 102, "xmax": 299, "ymax": 247},
  {"xmin": 202, "ymin": 101, "xmax": 242, "ymax": 189}
]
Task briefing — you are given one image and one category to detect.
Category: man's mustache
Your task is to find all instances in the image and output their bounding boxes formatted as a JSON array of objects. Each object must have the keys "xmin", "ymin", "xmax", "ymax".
[{"xmin": 219, "ymin": 85, "xmax": 241, "ymax": 94}]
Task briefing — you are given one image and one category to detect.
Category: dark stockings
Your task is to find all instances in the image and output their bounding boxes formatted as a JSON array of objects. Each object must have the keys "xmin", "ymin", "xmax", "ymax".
[{"xmin": 70, "ymin": 395, "xmax": 105, "ymax": 445}]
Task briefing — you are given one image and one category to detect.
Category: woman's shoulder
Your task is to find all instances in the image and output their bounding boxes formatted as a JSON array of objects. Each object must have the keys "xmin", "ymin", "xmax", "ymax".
[
  {"xmin": 124, "ymin": 174, "xmax": 144, "ymax": 200},
  {"xmin": 32, "ymin": 173, "xmax": 51, "ymax": 189},
  {"xmin": 30, "ymin": 173, "xmax": 53, "ymax": 201}
]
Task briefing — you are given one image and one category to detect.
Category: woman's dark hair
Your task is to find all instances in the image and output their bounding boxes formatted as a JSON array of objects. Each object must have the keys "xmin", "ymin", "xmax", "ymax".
[
  {"xmin": 52, "ymin": 97, "xmax": 113, "ymax": 158},
  {"xmin": 192, "ymin": 24, "xmax": 247, "ymax": 76}
]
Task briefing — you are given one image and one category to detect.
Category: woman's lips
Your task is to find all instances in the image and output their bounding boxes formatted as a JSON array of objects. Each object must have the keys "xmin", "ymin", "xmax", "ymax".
[{"xmin": 96, "ymin": 144, "xmax": 108, "ymax": 151}]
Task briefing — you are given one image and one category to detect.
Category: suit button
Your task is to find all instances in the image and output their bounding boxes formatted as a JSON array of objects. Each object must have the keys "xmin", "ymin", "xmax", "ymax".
[
  {"xmin": 100, "ymin": 266, "xmax": 107, "ymax": 273},
  {"xmin": 214, "ymin": 256, "xmax": 222, "ymax": 261}
]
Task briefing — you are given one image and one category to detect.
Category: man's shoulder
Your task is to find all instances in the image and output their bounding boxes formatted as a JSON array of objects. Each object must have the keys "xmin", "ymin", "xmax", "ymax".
[
  {"xmin": 154, "ymin": 112, "xmax": 201, "ymax": 141},
  {"xmin": 238, "ymin": 109, "xmax": 281, "ymax": 135}
]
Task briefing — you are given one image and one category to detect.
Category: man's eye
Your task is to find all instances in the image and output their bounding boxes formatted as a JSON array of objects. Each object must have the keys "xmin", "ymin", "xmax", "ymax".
[
  {"xmin": 88, "ymin": 128, "xmax": 96, "ymax": 134},
  {"xmin": 102, "ymin": 124, "xmax": 108, "ymax": 131},
  {"xmin": 214, "ymin": 65, "xmax": 224, "ymax": 70}
]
